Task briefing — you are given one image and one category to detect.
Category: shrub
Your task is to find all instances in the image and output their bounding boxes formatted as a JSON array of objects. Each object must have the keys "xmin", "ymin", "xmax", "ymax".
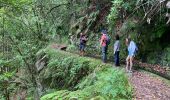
[{"xmin": 40, "ymin": 48, "xmax": 132, "ymax": 99}]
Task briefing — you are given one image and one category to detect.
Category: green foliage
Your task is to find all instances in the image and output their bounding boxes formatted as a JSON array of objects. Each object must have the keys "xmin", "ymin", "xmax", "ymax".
[
  {"xmin": 120, "ymin": 19, "xmax": 137, "ymax": 34},
  {"xmin": 39, "ymin": 48, "xmax": 100, "ymax": 89},
  {"xmin": 40, "ymin": 48, "xmax": 132, "ymax": 99},
  {"xmin": 41, "ymin": 67, "xmax": 132, "ymax": 99},
  {"xmin": 0, "ymin": 0, "xmax": 59, "ymax": 97},
  {"xmin": 87, "ymin": 11, "xmax": 100, "ymax": 27},
  {"xmin": 107, "ymin": 5, "xmax": 119, "ymax": 25},
  {"xmin": 107, "ymin": 0, "xmax": 132, "ymax": 26},
  {"xmin": 0, "ymin": 0, "xmax": 169, "ymax": 98},
  {"xmin": 152, "ymin": 25, "xmax": 167, "ymax": 39},
  {"xmin": 67, "ymin": 44, "xmax": 78, "ymax": 53},
  {"xmin": 84, "ymin": 33, "xmax": 101, "ymax": 55},
  {"xmin": 165, "ymin": 48, "xmax": 170, "ymax": 63},
  {"xmin": 147, "ymin": 47, "xmax": 170, "ymax": 67}
]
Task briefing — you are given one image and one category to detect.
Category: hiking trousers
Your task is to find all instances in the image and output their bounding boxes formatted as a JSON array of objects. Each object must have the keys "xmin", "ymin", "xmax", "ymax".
[
  {"xmin": 102, "ymin": 46, "xmax": 107, "ymax": 63},
  {"xmin": 114, "ymin": 51, "xmax": 120, "ymax": 66}
]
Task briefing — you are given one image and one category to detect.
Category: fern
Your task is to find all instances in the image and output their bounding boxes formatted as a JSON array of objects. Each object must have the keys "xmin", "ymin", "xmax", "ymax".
[{"xmin": 40, "ymin": 48, "xmax": 132, "ymax": 99}]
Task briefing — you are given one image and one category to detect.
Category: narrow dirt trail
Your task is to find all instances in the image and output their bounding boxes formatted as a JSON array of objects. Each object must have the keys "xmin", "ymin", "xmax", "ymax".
[{"xmin": 130, "ymin": 71, "xmax": 170, "ymax": 100}]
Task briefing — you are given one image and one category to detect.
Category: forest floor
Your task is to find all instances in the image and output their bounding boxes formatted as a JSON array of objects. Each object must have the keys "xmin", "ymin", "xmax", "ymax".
[{"xmin": 129, "ymin": 70, "xmax": 170, "ymax": 100}]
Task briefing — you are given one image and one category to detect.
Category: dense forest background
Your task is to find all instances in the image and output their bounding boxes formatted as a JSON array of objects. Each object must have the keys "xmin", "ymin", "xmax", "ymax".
[{"xmin": 0, "ymin": 0, "xmax": 170, "ymax": 99}]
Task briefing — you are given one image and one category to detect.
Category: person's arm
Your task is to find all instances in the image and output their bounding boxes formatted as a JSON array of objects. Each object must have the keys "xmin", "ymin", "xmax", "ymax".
[
  {"xmin": 100, "ymin": 40, "xmax": 102, "ymax": 46},
  {"xmin": 84, "ymin": 36, "xmax": 88, "ymax": 41},
  {"xmin": 114, "ymin": 41, "xmax": 118, "ymax": 54},
  {"xmin": 80, "ymin": 33, "xmax": 82, "ymax": 42},
  {"xmin": 100, "ymin": 36, "xmax": 104, "ymax": 46},
  {"xmin": 114, "ymin": 46, "xmax": 117, "ymax": 54}
]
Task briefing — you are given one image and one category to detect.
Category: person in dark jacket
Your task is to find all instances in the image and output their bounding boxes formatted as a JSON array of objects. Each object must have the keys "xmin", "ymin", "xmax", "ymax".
[{"xmin": 79, "ymin": 32, "xmax": 87, "ymax": 56}]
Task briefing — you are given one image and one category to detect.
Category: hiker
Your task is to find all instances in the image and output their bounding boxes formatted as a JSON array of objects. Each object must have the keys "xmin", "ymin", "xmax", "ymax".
[
  {"xmin": 100, "ymin": 30, "xmax": 110, "ymax": 63},
  {"xmin": 79, "ymin": 32, "xmax": 87, "ymax": 56},
  {"xmin": 114, "ymin": 34, "xmax": 120, "ymax": 66},
  {"xmin": 125, "ymin": 37, "xmax": 138, "ymax": 73}
]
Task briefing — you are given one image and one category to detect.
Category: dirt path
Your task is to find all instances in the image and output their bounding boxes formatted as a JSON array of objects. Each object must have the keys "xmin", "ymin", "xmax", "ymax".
[{"xmin": 130, "ymin": 71, "xmax": 170, "ymax": 100}]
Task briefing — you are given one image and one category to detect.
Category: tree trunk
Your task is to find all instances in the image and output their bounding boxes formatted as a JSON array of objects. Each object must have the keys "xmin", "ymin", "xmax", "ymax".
[{"xmin": 5, "ymin": 88, "xmax": 10, "ymax": 100}]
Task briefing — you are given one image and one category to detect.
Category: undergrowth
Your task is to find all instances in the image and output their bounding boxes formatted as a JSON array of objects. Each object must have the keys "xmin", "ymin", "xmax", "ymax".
[{"xmin": 39, "ymin": 47, "xmax": 132, "ymax": 100}]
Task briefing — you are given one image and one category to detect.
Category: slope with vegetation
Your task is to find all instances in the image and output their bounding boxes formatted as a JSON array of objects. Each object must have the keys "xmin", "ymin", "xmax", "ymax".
[
  {"xmin": 0, "ymin": 0, "xmax": 170, "ymax": 99},
  {"xmin": 39, "ymin": 47, "xmax": 132, "ymax": 99}
]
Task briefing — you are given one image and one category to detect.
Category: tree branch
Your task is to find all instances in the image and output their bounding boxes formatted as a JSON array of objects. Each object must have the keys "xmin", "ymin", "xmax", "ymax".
[{"xmin": 46, "ymin": 3, "xmax": 69, "ymax": 16}]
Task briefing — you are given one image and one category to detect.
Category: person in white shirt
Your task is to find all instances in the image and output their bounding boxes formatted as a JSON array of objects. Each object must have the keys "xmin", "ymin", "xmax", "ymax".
[{"xmin": 114, "ymin": 34, "xmax": 120, "ymax": 66}]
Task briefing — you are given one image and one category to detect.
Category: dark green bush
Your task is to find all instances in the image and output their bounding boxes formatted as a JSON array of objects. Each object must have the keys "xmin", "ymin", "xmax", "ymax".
[{"xmin": 39, "ymin": 48, "xmax": 102, "ymax": 89}]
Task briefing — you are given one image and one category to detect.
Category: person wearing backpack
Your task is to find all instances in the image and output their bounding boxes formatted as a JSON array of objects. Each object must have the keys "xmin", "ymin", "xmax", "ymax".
[
  {"xmin": 125, "ymin": 37, "xmax": 138, "ymax": 73},
  {"xmin": 114, "ymin": 34, "xmax": 120, "ymax": 66},
  {"xmin": 100, "ymin": 30, "xmax": 110, "ymax": 63}
]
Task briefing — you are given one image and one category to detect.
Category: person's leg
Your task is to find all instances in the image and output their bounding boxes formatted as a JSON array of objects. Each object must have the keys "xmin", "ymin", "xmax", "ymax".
[
  {"xmin": 114, "ymin": 51, "xmax": 119, "ymax": 66},
  {"xmin": 79, "ymin": 44, "xmax": 82, "ymax": 56},
  {"xmin": 129, "ymin": 56, "xmax": 134, "ymax": 72},
  {"xmin": 102, "ymin": 46, "xmax": 106, "ymax": 63},
  {"xmin": 82, "ymin": 51, "xmax": 85, "ymax": 56},
  {"xmin": 105, "ymin": 45, "xmax": 108, "ymax": 61},
  {"xmin": 82, "ymin": 45, "xmax": 85, "ymax": 56},
  {"xmin": 106, "ymin": 45, "xmax": 108, "ymax": 54},
  {"xmin": 117, "ymin": 51, "xmax": 120, "ymax": 66},
  {"xmin": 114, "ymin": 52, "xmax": 117, "ymax": 65},
  {"xmin": 126, "ymin": 56, "xmax": 130, "ymax": 72}
]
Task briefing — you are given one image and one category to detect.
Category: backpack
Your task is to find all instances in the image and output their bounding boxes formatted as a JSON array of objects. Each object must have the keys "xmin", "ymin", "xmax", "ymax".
[
  {"xmin": 135, "ymin": 44, "xmax": 138, "ymax": 55},
  {"xmin": 106, "ymin": 34, "xmax": 111, "ymax": 45},
  {"xmin": 133, "ymin": 41, "xmax": 138, "ymax": 55}
]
